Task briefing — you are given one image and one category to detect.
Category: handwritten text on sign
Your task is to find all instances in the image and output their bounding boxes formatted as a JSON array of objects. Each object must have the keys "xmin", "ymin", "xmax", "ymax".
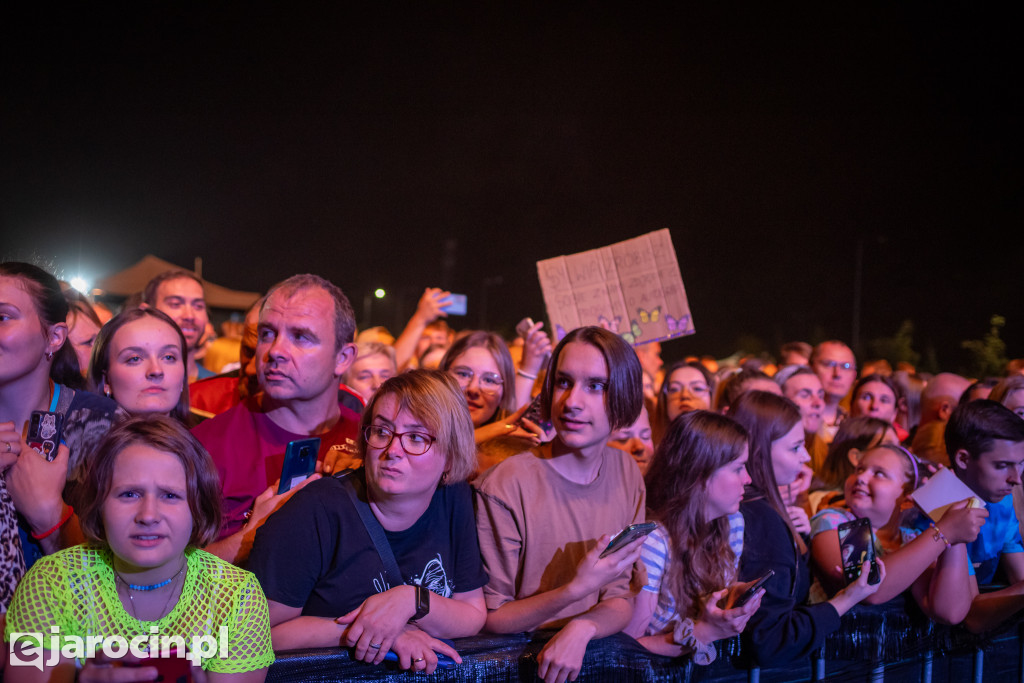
[{"xmin": 536, "ymin": 229, "xmax": 694, "ymax": 347}]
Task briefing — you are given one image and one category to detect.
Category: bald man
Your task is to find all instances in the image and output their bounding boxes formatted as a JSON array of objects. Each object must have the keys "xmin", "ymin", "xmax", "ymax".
[{"xmin": 910, "ymin": 372, "xmax": 972, "ymax": 465}]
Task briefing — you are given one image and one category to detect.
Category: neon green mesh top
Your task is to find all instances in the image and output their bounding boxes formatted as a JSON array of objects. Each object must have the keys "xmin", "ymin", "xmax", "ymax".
[{"xmin": 4, "ymin": 545, "xmax": 275, "ymax": 673}]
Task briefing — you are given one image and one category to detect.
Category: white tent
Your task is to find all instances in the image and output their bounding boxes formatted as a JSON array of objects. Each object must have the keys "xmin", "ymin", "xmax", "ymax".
[{"xmin": 94, "ymin": 254, "xmax": 260, "ymax": 310}]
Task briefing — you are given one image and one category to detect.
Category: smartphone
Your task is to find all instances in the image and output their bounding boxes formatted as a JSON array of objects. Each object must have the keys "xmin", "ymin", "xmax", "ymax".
[
  {"xmin": 519, "ymin": 393, "xmax": 551, "ymax": 431},
  {"xmin": 733, "ymin": 569, "xmax": 775, "ymax": 607},
  {"xmin": 27, "ymin": 410, "xmax": 64, "ymax": 461},
  {"xmin": 278, "ymin": 437, "xmax": 321, "ymax": 494},
  {"xmin": 441, "ymin": 293, "xmax": 467, "ymax": 316},
  {"xmin": 600, "ymin": 522, "xmax": 657, "ymax": 558},
  {"xmin": 147, "ymin": 650, "xmax": 192, "ymax": 683},
  {"xmin": 837, "ymin": 517, "xmax": 881, "ymax": 585}
]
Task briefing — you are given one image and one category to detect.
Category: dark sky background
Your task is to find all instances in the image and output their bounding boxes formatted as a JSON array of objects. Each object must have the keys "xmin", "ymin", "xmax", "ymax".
[{"xmin": 3, "ymin": 4, "xmax": 1021, "ymax": 370}]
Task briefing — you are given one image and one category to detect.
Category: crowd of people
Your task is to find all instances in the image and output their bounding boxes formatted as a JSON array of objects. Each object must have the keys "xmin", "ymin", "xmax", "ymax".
[{"xmin": 2, "ymin": 260, "xmax": 1024, "ymax": 682}]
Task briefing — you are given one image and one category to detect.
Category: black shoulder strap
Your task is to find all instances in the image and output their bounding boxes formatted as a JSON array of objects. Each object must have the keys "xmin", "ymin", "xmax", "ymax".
[{"xmin": 336, "ymin": 471, "xmax": 403, "ymax": 586}]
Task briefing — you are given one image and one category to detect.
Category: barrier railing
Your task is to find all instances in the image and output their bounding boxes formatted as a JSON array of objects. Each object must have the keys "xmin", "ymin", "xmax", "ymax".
[{"xmin": 266, "ymin": 600, "xmax": 1024, "ymax": 682}]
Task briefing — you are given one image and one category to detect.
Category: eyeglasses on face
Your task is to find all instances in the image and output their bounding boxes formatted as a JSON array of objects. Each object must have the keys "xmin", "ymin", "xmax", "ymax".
[
  {"xmin": 364, "ymin": 425, "xmax": 436, "ymax": 455},
  {"xmin": 816, "ymin": 360, "xmax": 854, "ymax": 371},
  {"xmin": 450, "ymin": 366, "xmax": 504, "ymax": 395}
]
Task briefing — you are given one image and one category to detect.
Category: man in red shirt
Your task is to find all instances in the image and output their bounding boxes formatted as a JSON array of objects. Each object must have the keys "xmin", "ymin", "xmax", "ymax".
[{"xmin": 194, "ymin": 274, "xmax": 361, "ymax": 564}]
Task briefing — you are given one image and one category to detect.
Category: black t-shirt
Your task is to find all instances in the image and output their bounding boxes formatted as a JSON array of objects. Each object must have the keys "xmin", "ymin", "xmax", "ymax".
[{"xmin": 248, "ymin": 469, "xmax": 488, "ymax": 618}]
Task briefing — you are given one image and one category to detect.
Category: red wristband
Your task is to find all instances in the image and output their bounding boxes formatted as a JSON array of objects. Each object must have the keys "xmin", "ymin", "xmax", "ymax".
[{"xmin": 32, "ymin": 505, "xmax": 74, "ymax": 540}]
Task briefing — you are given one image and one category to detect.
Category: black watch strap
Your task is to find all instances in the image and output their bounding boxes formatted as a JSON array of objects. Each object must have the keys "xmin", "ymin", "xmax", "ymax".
[{"xmin": 412, "ymin": 584, "xmax": 430, "ymax": 621}]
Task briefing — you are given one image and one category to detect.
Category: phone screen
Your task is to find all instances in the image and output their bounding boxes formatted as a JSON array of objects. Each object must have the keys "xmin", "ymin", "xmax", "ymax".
[
  {"xmin": 838, "ymin": 518, "xmax": 879, "ymax": 584},
  {"xmin": 442, "ymin": 294, "xmax": 467, "ymax": 316}
]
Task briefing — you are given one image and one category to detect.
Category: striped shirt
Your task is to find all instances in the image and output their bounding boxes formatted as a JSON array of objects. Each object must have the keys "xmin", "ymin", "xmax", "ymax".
[{"xmin": 639, "ymin": 512, "xmax": 745, "ymax": 635}]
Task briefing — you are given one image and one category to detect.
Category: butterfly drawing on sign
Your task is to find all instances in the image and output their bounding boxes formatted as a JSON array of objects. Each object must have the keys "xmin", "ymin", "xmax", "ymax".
[
  {"xmin": 621, "ymin": 319, "xmax": 643, "ymax": 345},
  {"xmin": 665, "ymin": 314, "xmax": 691, "ymax": 335},
  {"xmin": 597, "ymin": 314, "xmax": 622, "ymax": 333},
  {"xmin": 637, "ymin": 307, "xmax": 661, "ymax": 324}
]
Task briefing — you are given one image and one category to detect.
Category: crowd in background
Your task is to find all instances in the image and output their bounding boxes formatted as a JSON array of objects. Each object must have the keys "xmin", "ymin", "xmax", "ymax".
[{"xmin": 2, "ymin": 261, "xmax": 1024, "ymax": 683}]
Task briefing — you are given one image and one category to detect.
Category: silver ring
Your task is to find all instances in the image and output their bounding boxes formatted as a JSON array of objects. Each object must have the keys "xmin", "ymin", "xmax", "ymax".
[
  {"xmin": 4, "ymin": 441, "xmax": 10, "ymax": 453},
  {"xmin": 369, "ymin": 643, "xmax": 382, "ymax": 649},
  {"xmin": 412, "ymin": 657, "xmax": 425, "ymax": 662}
]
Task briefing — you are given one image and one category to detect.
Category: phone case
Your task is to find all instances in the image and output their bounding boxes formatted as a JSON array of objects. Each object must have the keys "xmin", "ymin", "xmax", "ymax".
[
  {"xmin": 278, "ymin": 437, "xmax": 321, "ymax": 494},
  {"xmin": 838, "ymin": 517, "xmax": 880, "ymax": 584},
  {"xmin": 600, "ymin": 522, "xmax": 657, "ymax": 558},
  {"xmin": 27, "ymin": 410, "xmax": 64, "ymax": 461}
]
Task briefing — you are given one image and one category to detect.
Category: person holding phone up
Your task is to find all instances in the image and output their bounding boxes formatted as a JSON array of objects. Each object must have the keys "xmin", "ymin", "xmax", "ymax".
[
  {"xmin": 474, "ymin": 327, "xmax": 647, "ymax": 683},
  {"xmin": 624, "ymin": 411, "xmax": 764, "ymax": 662},
  {"xmin": 247, "ymin": 370, "xmax": 487, "ymax": 675},
  {"xmin": 809, "ymin": 444, "xmax": 983, "ymax": 626}
]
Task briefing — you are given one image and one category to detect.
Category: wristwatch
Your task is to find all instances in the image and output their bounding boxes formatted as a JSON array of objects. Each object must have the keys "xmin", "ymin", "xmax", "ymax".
[{"xmin": 411, "ymin": 584, "xmax": 430, "ymax": 621}]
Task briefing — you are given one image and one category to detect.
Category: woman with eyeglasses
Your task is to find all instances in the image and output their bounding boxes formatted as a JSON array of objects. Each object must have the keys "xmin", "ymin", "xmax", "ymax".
[
  {"xmin": 652, "ymin": 360, "xmax": 715, "ymax": 444},
  {"xmin": 247, "ymin": 370, "xmax": 488, "ymax": 674},
  {"xmin": 439, "ymin": 331, "xmax": 542, "ymax": 449}
]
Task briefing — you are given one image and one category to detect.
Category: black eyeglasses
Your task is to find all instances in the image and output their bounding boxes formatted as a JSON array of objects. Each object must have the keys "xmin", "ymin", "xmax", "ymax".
[{"xmin": 364, "ymin": 425, "xmax": 436, "ymax": 456}]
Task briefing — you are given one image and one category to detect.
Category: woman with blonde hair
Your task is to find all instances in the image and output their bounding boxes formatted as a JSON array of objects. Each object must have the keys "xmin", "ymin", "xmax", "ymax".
[{"xmin": 248, "ymin": 370, "xmax": 488, "ymax": 674}]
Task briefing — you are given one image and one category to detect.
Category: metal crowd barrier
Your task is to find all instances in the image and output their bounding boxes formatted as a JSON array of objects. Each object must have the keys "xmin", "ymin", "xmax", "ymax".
[{"xmin": 266, "ymin": 600, "xmax": 1024, "ymax": 682}]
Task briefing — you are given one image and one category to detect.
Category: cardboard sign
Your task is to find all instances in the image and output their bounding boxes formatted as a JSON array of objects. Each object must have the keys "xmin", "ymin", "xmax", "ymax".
[{"xmin": 536, "ymin": 229, "xmax": 694, "ymax": 346}]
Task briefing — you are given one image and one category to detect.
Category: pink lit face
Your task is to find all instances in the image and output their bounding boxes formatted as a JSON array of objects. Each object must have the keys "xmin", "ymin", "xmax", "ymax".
[
  {"xmin": 705, "ymin": 446, "xmax": 751, "ymax": 520},
  {"xmin": 852, "ymin": 381, "xmax": 898, "ymax": 423},
  {"xmin": 104, "ymin": 316, "xmax": 185, "ymax": 416},
  {"xmin": 664, "ymin": 366, "xmax": 711, "ymax": 420}
]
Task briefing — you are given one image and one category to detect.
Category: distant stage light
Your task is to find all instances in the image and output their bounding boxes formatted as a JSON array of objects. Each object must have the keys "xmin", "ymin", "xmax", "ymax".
[
  {"xmin": 70, "ymin": 277, "xmax": 89, "ymax": 294},
  {"xmin": 374, "ymin": 288, "xmax": 386, "ymax": 299}
]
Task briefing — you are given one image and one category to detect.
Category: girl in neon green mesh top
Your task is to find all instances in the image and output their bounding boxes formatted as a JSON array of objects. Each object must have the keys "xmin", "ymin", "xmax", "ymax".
[{"xmin": 4, "ymin": 415, "xmax": 273, "ymax": 682}]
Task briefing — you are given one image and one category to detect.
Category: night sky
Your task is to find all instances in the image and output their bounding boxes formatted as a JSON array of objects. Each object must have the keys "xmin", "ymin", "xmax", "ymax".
[{"xmin": 3, "ymin": 4, "xmax": 1021, "ymax": 370}]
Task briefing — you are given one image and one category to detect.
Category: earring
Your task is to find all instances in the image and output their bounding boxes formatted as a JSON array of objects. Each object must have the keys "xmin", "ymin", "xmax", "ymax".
[{"xmin": 45, "ymin": 351, "xmax": 54, "ymax": 362}]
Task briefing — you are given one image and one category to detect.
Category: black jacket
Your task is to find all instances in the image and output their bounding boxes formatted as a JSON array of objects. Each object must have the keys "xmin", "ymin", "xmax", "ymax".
[{"xmin": 738, "ymin": 496, "xmax": 841, "ymax": 665}]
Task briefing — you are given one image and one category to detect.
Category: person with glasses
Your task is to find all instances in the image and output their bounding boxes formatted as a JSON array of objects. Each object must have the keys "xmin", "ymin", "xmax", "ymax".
[
  {"xmin": 652, "ymin": 360, "xmax": 715, "ymax": 444},
  {"xmin": 809, "ymin": 340, "xmax": 858, "ymax": 441},
  {"xmin": 440, "ymin": 331, "xmax": 542, "ymax": 450},
  {"xmin": 247, "ymin": 370, "xmax": 488, "ymax": 674}
]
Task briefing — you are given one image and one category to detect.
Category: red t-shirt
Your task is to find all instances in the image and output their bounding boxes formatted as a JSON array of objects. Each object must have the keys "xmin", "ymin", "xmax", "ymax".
[{"xmin": 192, "ymin": 396, "xmax": 361, "ymax": 539}]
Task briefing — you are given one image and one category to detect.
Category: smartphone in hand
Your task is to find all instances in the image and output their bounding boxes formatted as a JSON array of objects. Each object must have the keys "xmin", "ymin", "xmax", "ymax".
[
  {"xmin": 440, "ymin": 294, "xmax": 467, "ymax": 316},
  {"xmin": 838, "ymin": 517, "xmax": 881, "ymax": 585},
  {"xmin": 732, "ymin": 569, "xmax": 775, "ymax": 607},
  {"xmin": 600, "ymin": 522, "xmax": 657, "ymax": 558},
  {"xmin": 27, "ymin": 410, "xmax": 64, "ymax": 461},
  {"xmin": 278, "ymin": 437, "xmax": 321, "ymax": 494}
]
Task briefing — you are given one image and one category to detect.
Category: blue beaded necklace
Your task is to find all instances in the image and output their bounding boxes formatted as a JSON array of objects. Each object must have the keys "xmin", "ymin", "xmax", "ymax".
[{"xmin": 115, "ymin": 562, "xmax": 185, "ymax": 591}]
